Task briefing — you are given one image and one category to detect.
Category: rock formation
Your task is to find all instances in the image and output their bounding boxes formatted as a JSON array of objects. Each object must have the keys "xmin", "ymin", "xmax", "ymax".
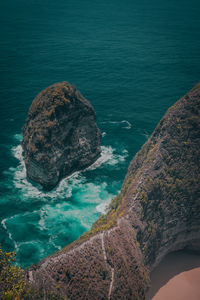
[
  {"xmin": 22, "ymin": 82, "xmax": 101, "ymax": 190},
  {"xmin": 27, "ymin": 83, "xmax": 200, "ymax": 299}
]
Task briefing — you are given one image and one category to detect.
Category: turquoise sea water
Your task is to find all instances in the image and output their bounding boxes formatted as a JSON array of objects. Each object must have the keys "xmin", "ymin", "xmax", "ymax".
[{"xmin": 0, "ymin": 0, "xmax": 200, "ymax": 268}]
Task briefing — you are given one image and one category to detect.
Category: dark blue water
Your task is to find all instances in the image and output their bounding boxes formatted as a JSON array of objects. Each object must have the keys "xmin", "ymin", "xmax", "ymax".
[{"xmin": 0, "ymin": 0, "xmax": 200, "ymax": 268}]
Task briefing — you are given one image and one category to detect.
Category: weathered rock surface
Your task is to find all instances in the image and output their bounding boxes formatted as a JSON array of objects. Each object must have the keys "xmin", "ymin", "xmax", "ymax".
[
  {"xmin": 22, "ymin": 82, "xmax": 101, "ymax": 190},
  {"xmin": 27, "ymin": 83, "xmax": 200, "ymax": 299}
]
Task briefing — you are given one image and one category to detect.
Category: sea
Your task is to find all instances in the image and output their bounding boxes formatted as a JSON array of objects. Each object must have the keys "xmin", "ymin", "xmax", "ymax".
[{"xmin": 0, "ymin": 0, "xmax": 200, "ymax": 269}]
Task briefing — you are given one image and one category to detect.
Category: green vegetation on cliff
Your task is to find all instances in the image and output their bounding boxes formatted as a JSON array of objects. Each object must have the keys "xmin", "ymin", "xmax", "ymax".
[
  {"xmin": 0, "ymin": 245, "xmax": 27, "ymax": 299},
  {"xmin": 0, "ymin": 246, "xmax": 65, "ymax": 299}
]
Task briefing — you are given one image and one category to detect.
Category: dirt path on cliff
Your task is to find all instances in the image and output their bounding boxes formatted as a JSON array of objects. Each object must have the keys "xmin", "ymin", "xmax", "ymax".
[{"xmin": 101, "ymin": 232, "xmax": 115, "ymax": 299}]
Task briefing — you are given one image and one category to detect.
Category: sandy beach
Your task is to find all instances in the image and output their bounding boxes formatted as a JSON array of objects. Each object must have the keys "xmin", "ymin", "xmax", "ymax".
[
  {"xmin": 153, "ymin": 267, "xmax": 200, "ymax": 300},
  {"xmin": 146, "ymin": 250, "xmax": 200, "ymax": 300}
]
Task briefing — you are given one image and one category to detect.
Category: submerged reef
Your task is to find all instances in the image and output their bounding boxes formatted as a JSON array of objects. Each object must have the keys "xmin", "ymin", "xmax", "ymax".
[
  {"xmin": 22, "ymin": 82, "xmax": 101, "ymax": 190},
  {"xmin": 26, "ymin": 83, "xmax": 200, "ymax": 299}
]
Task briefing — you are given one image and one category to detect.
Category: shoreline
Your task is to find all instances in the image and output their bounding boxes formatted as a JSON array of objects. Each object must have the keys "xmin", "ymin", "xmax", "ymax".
[{"xmin": 146, "ymin": 250, "xmax": 200, "ymax": 300}]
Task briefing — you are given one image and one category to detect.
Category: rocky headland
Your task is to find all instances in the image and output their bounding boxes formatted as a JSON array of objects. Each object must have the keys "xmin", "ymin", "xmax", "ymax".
[
  {"xmin": 22, "ymin": 82, "xmax": 101, "ymax": 190},
  {"xmin": 27, "ymin": 83, "xmax": 200, "ymax": 299}
]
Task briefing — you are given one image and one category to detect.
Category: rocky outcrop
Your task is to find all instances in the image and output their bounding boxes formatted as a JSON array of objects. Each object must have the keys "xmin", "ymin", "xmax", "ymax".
[
  {"xmin": 22, "ymin": 82, "xmax": 101, "ymax": 190},
  {"xmin": 27, "ymin": 83, "xmax": 200, "ymax": 299}
]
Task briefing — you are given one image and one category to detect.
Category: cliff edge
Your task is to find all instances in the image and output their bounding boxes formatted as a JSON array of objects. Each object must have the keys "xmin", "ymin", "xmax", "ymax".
[
  {"xmin": 27, "ymin": 83, "xmax": 200, "ymax": 299},
  {"xmin": 22, "ymin": 82, "xmax": 101, "ymax": 190}
]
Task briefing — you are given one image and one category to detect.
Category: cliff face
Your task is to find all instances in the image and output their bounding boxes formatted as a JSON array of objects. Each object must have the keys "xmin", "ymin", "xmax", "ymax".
[
  {"xmin": 22, "ymin": 82, "xmax": 101, "ymax": 190},
  {"xmin": 27, "ymin": 83, "xmax": 200, "ymax": 299},
  {"xmin": 130, "ymin": 83, "xmax": 200, "ymax": 269}
]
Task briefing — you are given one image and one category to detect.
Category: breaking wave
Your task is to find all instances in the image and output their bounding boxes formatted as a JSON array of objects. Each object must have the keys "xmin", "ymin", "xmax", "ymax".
[{"xmin": 0, "ymin": 134, "xmax": 128, "ymax": 267}]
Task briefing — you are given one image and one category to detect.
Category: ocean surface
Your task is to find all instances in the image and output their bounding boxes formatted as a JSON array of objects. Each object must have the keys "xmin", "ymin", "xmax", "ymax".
[{"xmin": 0, "ymin": 0, "xmax": 200, "ymax": 268}]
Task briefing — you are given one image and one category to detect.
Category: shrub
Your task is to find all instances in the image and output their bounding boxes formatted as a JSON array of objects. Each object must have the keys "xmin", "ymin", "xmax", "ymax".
[{"xmin": 0, "ymin": 245, "xmax": 27, "ymax": 299}]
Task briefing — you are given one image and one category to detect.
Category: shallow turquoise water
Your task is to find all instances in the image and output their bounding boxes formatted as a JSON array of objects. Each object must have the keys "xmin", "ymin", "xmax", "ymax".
[{"xmin": 0, "ymin": 0, "xmax": 200, "ymax": 268}]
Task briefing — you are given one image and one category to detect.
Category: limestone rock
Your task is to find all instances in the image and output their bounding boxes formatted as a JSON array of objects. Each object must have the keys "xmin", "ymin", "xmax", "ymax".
[
  {"xmin": 22, "ymin": 82, "xmax": 101, "ymax": 190},
  {"xmin": 26, "ymin": 82, "xmax": 200, "ymax": 299}
]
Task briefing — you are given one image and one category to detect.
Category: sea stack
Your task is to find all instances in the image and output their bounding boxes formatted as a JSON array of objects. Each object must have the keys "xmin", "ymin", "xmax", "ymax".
[{"xmin": 22, "ymin": 82, "xmax": 101, "ymax": 190}]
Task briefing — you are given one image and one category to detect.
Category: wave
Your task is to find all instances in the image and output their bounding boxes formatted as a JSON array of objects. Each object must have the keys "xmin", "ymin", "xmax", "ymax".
[
  {"xmin": 7, "ymin": 140, "xmax": 127, "ymax": 216},
  {"xmin": 1, "ymin": 218, "xmax": 17, "ymax": 250},
  {"xmin": 9, "ymin": 137, "xmax": 128, "ymax": 225},
  {"xmin": 11, "ymin": 141, "xmax": 128, "ymax": 199},
  {"xmin": 121, "ymin": 120, "xmax": 132, "ymax": 129},
  {"xmin": 11, "ymin": 144, "xmax": 73, "ymax": 200},
  {"xmin": 38, "ymin": 208, "xmax": 48, "ymax": 229},
  {"xmin": 14, "ymin": 133, "xmax": 23, "ymax": 142},
  {"xmin": 49, "ymin": 236, "xmax": 62, "ymax": 251},
  {"xmin": 96, "ymin": 196, "xmax": 113, "ymax": 214},
  {"xmin": 101, "ymin": 120, "xmax": 132, "ymax": 130},
  {"xmin": 87, "ymin": 146, "xmax": 128, "ymax": 170}
]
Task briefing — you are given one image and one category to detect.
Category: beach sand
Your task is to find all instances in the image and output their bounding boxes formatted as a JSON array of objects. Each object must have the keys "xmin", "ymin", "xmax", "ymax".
[
  {"xmin": 146, "ymin": 250, "xmax": 200, "ymax": 300},
  {"xmin": 153, "ymin": 267, "xmax": 200, "ymax": 300}
]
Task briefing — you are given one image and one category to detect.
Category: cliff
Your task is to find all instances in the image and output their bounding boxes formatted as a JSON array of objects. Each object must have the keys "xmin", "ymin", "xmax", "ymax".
[
  {"xmin": 22, "ymin": 82, "xmax": 101, "ymax": 190},
  {"xmin": 27, "ymin": 83, "xmax": 200, "ymax": 299}
]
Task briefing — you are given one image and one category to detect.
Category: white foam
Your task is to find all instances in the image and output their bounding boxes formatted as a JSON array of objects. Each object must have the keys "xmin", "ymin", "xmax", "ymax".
[
  {"xmin": 1, "ymin": 218, "xmax": 7, "ymax": 231},
  {"xmin": 13, "ymin": 133, "xmax": 23, "ymax": 142},
  {"xmin": 11, "ymin": 142, "xmax": 128, "ymax": 199},
  {"xmin": 13, "ymin": 143, "xmax": 24, "ymax": 163},
  {"xmin": 79, "ymin": 219, "xmax": 91, "ymax": 230},
  {"xmin": 11, "ymin": 144, "xmax": 73, "ymax": 200},
  {"xmin": 104, "ymin": 120, "xmax": 132, "ymax": 130},
  {"xmin": 96, "ymin": 201, "xmax": 109, "ymax": 214},
  {"xmin": 121, "ymin": 120, "xmax": 132, "ymax": 129},
  {"xmin": 9, "ymin": 140, "xmax": 127, "ymax": 220},
  {"xmin": 87, "ymin": 146, "xmax": 128, "ymax": 170},
  {"xmin": 1, "ymin": 218, "xmax": 17, "ymax": 250},
  {"xmin": 49, "ymin": 236, "xmax": 61, "ymax": 251},
  {"xmin": 38, "ymin": 209, "xmax": 47, "ymax": 229},
  {"xmin": 14, "ymin": 240, "xmax": 41, "ymax": 255},
  {"xmin": 96, "ymin": 190, "xmax": 119, "ymax": 214}
]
